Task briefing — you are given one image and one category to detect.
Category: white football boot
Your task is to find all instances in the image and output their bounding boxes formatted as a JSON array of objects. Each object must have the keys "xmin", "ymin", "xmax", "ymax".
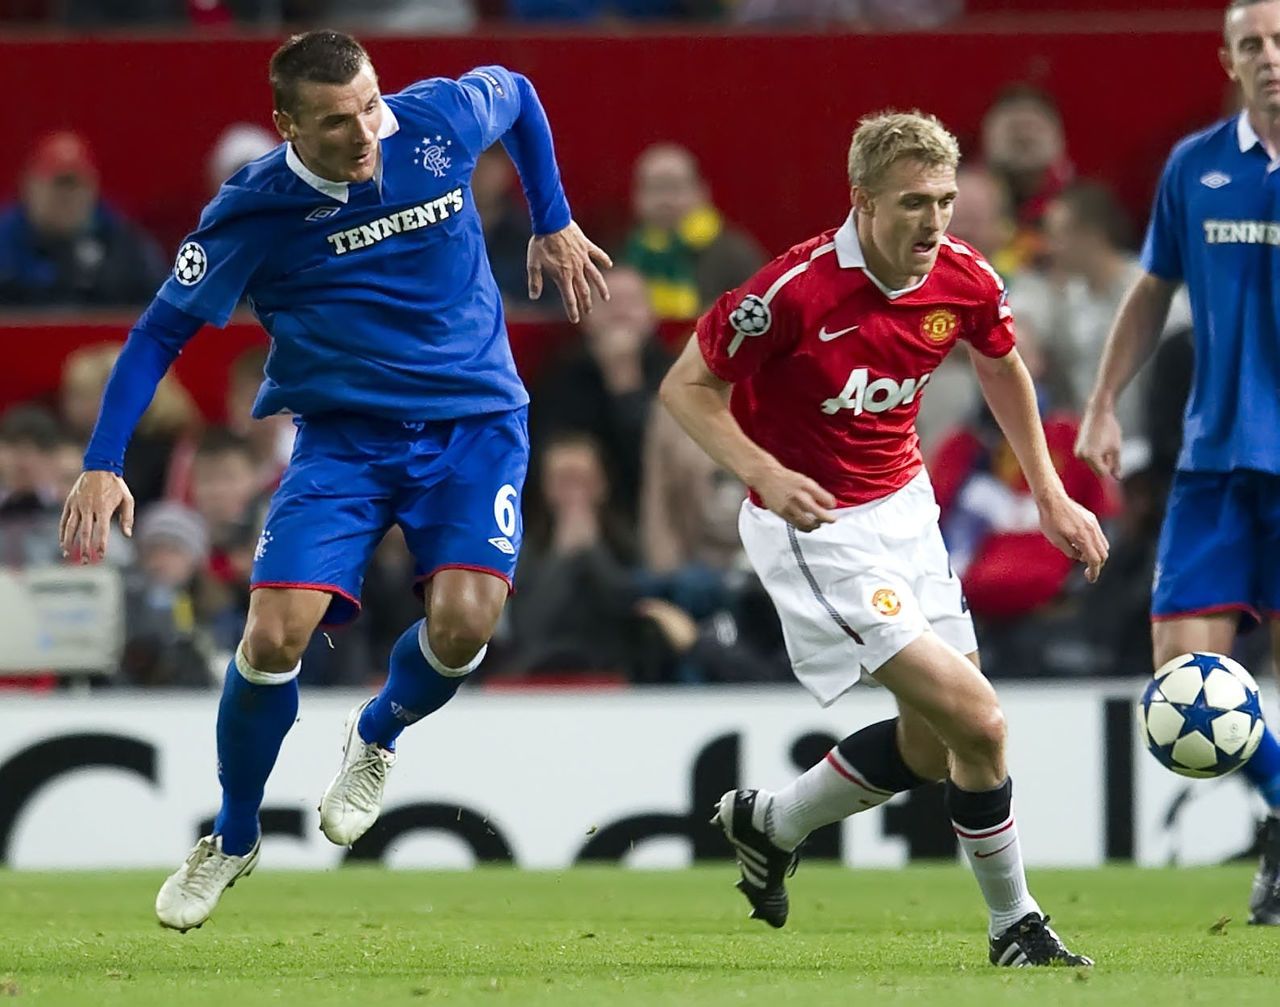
[
  {"xmin": 319, "ymin": 699, "xmax": 396, "ymax": 845},
  {"xmin": 155, "ymin": 833, "xmax": 260, "ymax": 932}
]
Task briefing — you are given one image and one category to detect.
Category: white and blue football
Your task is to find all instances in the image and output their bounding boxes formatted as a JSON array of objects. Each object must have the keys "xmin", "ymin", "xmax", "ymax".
[{"xmin": 1139, "ymin": 652, "xmax": 1265, "ymax": 779}]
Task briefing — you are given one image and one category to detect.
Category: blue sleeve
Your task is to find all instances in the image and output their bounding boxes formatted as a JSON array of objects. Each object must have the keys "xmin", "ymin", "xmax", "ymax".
[
  {"xmin": 1140, "ymin": 150, "xmax": 1184, "ymax": 282},
  {"xmin": 155, "ymin": 191, "xmax": 268, "ymax": 326},
  {"xmin": 457, "ymin": 66, "xmax": 572, "ymax": 235},
  {"xmin": 82, "ymin": 298, "xmax": 203, "ymax": 475}
]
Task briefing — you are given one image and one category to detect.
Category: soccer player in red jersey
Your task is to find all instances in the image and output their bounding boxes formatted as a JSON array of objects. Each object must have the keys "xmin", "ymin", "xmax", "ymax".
[{"xmin": 661, "ymin": 111, "xmax": 1108, "ymax": 967}]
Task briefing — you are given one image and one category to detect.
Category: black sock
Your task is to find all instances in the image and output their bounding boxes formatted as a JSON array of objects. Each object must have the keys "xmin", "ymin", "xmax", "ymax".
[{"xmin": 836, "ymin": 718, "xmax": 932, "ymax": 794}]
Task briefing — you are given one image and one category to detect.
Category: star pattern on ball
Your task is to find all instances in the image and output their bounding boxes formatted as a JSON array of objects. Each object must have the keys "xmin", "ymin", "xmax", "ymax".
[{"xmin": 1179, "ymin": 652, "xmax": 1226, "ymax": 676}]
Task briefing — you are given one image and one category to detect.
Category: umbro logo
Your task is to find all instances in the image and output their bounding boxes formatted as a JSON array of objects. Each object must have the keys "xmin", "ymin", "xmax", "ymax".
[
  {"xmin": 488, "ymin": 536, "xmax": 515, "ymax": 555},
  {"xmin": 818, "ymin": 323, "xmax": 859, "ymax": 342},
  {"xmin": 1200, "ymin": 171, "xmax": 1231, "ymax": 189},
  {"xmin": 306, "ymin": 205, "xmax": 341, "ymax": 221}
]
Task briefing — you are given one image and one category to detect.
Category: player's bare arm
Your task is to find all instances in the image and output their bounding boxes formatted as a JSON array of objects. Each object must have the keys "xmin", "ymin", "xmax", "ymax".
[
  {"xmin": 527, "ymin": 220, "xmax": 613, "ymax": 323},
  {"xmin": 660, "ymin": 335, "xmax": 835, "ymax": 532},
  {"xmin": 969, "ymin": 346, "xmax": 1109, "ymax": 582},
  {"xmin": 58, "ymin": 469, "xmax": 135, "ymax": 563},
  {"xmin": 1074, "ymin": 271, "xmax": 1178, "ymax": 479}
]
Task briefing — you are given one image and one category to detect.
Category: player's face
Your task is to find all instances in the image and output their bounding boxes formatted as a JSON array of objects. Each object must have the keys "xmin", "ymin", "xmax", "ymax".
[
  {"xmin": 275, "ymin": 62, "xmax": 384, "ymax": 184},
  {"xmin": 1222, "ymin": 1, "xmax": 1280, "ymax": 114},
  {"xmin": 854, "ymin": 159, "xmax": 957, "ymax": 285}
]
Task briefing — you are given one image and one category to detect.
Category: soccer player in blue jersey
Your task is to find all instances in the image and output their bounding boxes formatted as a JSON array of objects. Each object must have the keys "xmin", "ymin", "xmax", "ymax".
[
  {"xmin": 1077, "ymin": 0, "xmax": 1280, "ymax": 925},
  {"xmin": 57, "ymin": 30, "xmax": 611, "ymax": 931}
]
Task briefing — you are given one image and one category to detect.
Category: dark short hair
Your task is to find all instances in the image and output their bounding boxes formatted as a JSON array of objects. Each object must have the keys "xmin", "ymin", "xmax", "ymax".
[
  {"xmin": 1054, "ymin": 181, "xmax": 1134, "ymax": 250},
  {"xmin": 269, "ymin": 30, "xmax": 370, "ymax": 116},
  {"xmin": 987, "ymin": 83, "xmax": 1062, "ymax": 124},
  {"xmin": 1225, "ymin": 0, "xmax": 1275, "ymax": 43}
]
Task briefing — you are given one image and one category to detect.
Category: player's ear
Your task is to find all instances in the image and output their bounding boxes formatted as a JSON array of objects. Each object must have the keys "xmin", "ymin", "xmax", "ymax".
[
  {"xmin": 1219, "ymin": 45, "xmax": 1237, "ymax": 82},
  {"xmin": 272, "ymin": 109, "xmax": 295, "ymax": 143},
  {"xmin": 851, "ymin": 185, "xmax": 874, "ymax": 217}
]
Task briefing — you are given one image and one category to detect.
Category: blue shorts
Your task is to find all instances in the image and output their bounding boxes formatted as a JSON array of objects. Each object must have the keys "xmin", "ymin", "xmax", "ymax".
[
  {"xmin": 251, "ymin": 407, "xmax": 528, "ymax": 627},
  {"xmin": 1151, "ymin": 469, "xmax": 1280, "ymax": 625}
]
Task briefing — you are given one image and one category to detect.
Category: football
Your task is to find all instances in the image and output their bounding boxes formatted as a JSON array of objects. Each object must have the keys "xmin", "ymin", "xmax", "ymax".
[{"xmin": 1139, "ymin": 652, "xmax": 1265, "ymax": 779}]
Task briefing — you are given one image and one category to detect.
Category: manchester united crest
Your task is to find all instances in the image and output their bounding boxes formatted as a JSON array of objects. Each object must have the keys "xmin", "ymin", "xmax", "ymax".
[
  {"xmin": 871, "ymin": 588, "xmax": 901, "ymax": 617},
  {"xmin": 921, "ymin": 309, "xmax": 959, "ymax": 344}
]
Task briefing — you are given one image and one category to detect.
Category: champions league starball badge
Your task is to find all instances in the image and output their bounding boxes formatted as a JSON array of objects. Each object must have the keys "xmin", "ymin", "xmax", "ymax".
[{"xmin": 727, "ymin": 294, "xmax": 771, "ymax": 356}]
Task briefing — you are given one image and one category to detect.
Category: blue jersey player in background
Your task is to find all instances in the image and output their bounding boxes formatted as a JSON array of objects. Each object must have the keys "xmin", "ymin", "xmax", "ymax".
[
  {"xmin": 1077, "ymin": 0, "xmax": 1280, "ymax": 925},
  {"xmin": 57, "ymin": 30, "xmax": 612, "ymax": 931}
]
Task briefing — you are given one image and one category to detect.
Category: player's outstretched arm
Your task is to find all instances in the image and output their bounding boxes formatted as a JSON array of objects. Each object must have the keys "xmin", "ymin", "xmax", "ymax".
[
  {"xmin": 970, "ymin": 347, "xmax": 1110, "ymax": 583},
  {"xmin": 660, "ymin": 336, "xmax": 835, "ymax": 532},
  {"xmin": 1074, "ymin": 272, "xmax": 1178, "ymax": 479},
  {"xmin": 527, "ymin": 222, "xmax": 612, "ymax": 323},
  {"xmin": 59, "ymin": 297, "xmax": 202, "ymax": 562}
]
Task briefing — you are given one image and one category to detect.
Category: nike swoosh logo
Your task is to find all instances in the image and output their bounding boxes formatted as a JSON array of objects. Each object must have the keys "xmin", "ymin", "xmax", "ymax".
[
  {"xmin": 973, "ymin": 840, "xmax": 1015, "ymax": 859},
  {"xmin": 818, "ymin": 324, "xmax": 859, "ymax": 342}
]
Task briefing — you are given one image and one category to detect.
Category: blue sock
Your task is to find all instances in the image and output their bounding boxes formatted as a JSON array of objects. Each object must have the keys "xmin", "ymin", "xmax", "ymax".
[
  {"xmin": 358, "ymin": 620, "xmax": 470, "ymax": 750},
  {"xmin": 1242, "ymin": 722, "xmax": 1280, "ymax": 813},
  {"xmin": 212, "ymin": 653, "xmax": 300, "ymax": 856}
]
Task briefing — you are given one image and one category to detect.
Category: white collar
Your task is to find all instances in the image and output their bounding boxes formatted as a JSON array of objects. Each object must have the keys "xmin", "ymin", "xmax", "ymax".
[
  {"xmin": 285, "ymin": 99, "xmax": 401, "ymax": 204},
  {"xmin": 833, "ymin": 211, "xmax": 930, "ymax": 299},
  {"xmin": 1238, "ymin": 111, "xmax": 1262, "ymax": 152}
]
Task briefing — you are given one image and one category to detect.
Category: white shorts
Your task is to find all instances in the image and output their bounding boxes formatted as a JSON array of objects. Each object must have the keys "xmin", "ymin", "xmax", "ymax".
[{"xmin": 739, "ymin": 469, "xmax": 977, "ymax": 707}]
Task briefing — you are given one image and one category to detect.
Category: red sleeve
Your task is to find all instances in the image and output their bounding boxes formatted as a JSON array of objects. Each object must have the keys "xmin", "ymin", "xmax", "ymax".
[
  {"xmin": 695, "ymin": 254, "xmax": 804, "ymax": 383},
  {"xmin": 962, "ymin": 254, "xmax": 1017, "ymax": 359}
]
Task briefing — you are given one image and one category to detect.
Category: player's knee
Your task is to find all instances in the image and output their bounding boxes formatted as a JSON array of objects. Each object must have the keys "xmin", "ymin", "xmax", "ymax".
[
  {"xmin": 951, "ymin": 704, "xmax": 1006, "ymax": 767},
  {"xmin": 243, "ymin": 615, "xmax": 311, "ymax": 674},
  {"xmin": 425, "ymin": 614, "xmax": 493, "ymax": 670}
]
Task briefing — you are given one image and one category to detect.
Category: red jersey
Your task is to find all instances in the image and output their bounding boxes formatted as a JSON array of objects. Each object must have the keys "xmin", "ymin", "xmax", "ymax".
[{"xmin": 695, "ymin": 214, "xmax": 1016, "ymax": 507}]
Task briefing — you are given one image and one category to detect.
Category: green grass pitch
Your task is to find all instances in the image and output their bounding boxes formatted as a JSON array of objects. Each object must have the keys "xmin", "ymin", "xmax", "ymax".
[{"xmin": 2, "ymin": 865, "xmax": 1278, "ymax": 1005}]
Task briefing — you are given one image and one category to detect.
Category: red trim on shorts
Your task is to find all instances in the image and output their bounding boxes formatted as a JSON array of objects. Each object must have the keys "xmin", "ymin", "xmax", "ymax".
[
  {"xmin": 953, "ymin": 817, "xmax": 1014, "ymax": 841},
  {"xmin": 1151, "ymin": 603, "xmax": 1262, "ymax": 623},
  {"xmin": 414, "ymin": 564, "xmax": 514, "ymax": 592},
  {"xmin": 824, "ymin": 751, "xmax": 893, "ymax": 796},
  {"xmin": 250, "ymin": 581, "xmax": 361, "ymax": 629}
]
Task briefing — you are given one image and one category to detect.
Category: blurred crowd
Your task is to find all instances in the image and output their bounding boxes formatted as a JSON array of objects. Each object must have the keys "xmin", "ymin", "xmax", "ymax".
[
  {"xmin": 0, "ymin": 80, "xmax": 1235, "ymax": 691},
  {"xmin": 0, "ymin": 0, "xmax": 964, "ymax": 30}
]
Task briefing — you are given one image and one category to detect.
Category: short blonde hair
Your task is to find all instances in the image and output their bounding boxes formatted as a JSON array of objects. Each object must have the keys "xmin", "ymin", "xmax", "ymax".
[{"xmin": 847, "ymin": 110, "xmax": 961, "ymax": 191}]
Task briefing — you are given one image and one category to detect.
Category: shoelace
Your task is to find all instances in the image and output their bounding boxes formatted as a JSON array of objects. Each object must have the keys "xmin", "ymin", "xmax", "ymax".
[
  {"xmin": 1016, "ymin": 915, "xmax": 1067, "ymax": 962},
  {"xmin": 343, "ymin": 745, "xmax": 390, "ymax": 808},
  {"xmin": 178, "ymin": 839, "xmax": 235, "ymax": 900}
]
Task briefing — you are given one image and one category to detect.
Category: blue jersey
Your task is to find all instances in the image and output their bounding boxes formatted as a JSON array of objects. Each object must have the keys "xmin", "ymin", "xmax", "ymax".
[
  {"xmin": 156, "ymin": 65, "xmax": 569, "ymax": 423},
  {"xmin": 1141, "ymin": 113, "xmax": 1280, "ymax": 474}
]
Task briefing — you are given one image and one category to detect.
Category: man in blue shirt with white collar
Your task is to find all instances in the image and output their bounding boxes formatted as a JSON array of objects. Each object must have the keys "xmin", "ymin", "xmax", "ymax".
[
  {"xmin": 1078, "ymin": 0, "xmax": 1280, "ymax": 924},
  {"xmin": 58, "ymin": 29, "xmax": 611, "ymax": 930}
]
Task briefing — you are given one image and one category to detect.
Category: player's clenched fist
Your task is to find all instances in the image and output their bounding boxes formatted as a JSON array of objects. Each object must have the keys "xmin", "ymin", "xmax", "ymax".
[
  {"xmin": 59, "ymin": 470, "xmax": 135, "ymax": 563},
  {"xmin": 753, "ymin": 463, "xmax": 837, "ymax": 533},
  {"xmin": 1035, "ymin": 489, "xmax": 1109, "ymax": 584}
]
